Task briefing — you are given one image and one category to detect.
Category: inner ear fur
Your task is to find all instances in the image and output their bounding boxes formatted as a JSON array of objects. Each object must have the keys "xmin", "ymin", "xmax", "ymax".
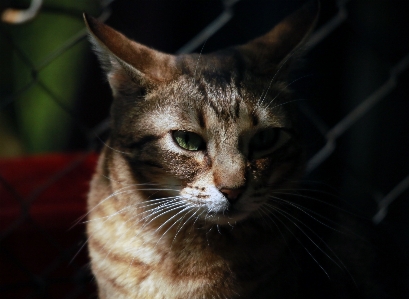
[
  {"xmin": 83, "ymin": 13, "xmax": 178, "ymax": 92},
  {"xmin": 236, "ymin": 0, "xmax": 319, "ymax": 76}
]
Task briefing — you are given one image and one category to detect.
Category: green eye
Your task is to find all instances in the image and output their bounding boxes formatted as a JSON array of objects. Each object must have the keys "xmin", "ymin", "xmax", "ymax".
[
  {"xmin": 173, "ymin": 131, "xmax": 205, "ymax": 151},
  {"xmin": 250, "ymin": 128, "xmax": 279, "ymax": 152}
]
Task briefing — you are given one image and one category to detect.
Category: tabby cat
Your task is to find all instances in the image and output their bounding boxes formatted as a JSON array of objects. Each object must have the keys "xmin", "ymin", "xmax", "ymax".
[{"xmin": 84, "ymin": 2, "xmax": 397, "ymax": 298}]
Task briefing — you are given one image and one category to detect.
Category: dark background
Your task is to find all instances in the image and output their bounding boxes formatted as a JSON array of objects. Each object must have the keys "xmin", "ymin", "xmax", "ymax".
[{"xmin": 0, "ymin": 0, "xmax": 408, "ymax": 297}]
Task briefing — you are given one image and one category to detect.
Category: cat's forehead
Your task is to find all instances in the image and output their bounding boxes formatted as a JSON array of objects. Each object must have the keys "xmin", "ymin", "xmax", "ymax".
[{"xmin": 148, "ymin": 75, "xmax": 290, "ymax": 132}]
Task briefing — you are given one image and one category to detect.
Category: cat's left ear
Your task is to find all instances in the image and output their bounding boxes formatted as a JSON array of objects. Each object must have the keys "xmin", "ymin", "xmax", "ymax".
[
  {"xmin": 237, "ymin": 0, "xmax": 319, "ymax": 75},
  {"xmin": 83, "ymin": 14, "xmax": 178, "ymax": 96}
]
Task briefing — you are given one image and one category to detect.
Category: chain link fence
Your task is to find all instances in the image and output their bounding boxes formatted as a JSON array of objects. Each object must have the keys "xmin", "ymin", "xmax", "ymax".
[{"xmin": 1, "ymin": 0, "xmax": 408, "ymax": 298}]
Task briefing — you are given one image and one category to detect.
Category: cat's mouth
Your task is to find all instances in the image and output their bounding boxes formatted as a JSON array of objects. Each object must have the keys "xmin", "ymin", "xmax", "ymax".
[
  {"xmin": 179, "ymin": 186, "xmax": 262, "ymax": 224},
  {"xmin": 181, "ymin": 197, "xmax": 254, "ymax": 224}
]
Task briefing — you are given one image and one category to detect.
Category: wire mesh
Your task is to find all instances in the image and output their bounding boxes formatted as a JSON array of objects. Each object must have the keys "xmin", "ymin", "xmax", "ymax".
[{"xmin": 0, "ymin": 0, "xmax": 408, "ymax": 298}]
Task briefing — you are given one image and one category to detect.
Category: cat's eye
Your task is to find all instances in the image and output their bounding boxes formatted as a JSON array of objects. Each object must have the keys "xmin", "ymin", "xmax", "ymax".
[
  {"xmin": 249, "ymin": 128, "xmax": 280, "ymax": 152},
  {"xmin": 173, "ymin": 131, "xmax": 205, "ymax": 151}
]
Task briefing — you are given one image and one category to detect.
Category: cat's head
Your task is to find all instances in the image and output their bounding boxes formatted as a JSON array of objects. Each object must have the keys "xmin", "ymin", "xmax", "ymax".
[{"xmin": 85, "ymin": 1, "xmax": 318, "ymax": 225}]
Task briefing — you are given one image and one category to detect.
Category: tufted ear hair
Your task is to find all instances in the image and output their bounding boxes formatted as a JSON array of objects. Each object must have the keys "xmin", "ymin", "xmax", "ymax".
[
  {"xmin": 236, "ymin": 0, "xmax": 319, "ymax": 76},
  {"xmin": 83, "ymin": 14, "xmax": 179, "ymax": 96}
]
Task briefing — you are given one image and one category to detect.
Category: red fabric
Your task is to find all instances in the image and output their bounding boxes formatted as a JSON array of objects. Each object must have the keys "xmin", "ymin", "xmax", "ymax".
[
  {"xmin": 0, "ymin": 152, "xmax": 98, "ymax": 232},
  {"xmin": 0, "ymin": 152, "xmax": 98, "ymax": 298}
]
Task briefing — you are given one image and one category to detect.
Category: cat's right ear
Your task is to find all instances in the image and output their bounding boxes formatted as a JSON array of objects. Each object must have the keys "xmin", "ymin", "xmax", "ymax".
[
  {"xmin": 83, "ymin": 14, "xmax": 178, "ymax": 96},
  {"xmin": 236, "ymin": 1, "xmax": 319, "ymax": 76}
]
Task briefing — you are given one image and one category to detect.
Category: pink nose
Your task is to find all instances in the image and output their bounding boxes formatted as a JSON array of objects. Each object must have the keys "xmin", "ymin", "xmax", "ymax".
[{"xmin": 220, "ymin": 188, "xmax": 245, "ymax": 204}]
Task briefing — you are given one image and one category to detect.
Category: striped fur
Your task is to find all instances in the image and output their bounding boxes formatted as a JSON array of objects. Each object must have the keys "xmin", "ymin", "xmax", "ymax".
[{"xmin": 85, "ymin": 2, "xmax": 319, "ymax": 298}]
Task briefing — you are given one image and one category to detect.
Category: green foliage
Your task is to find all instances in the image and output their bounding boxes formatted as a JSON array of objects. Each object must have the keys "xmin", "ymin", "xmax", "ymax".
[{"xmin": 1, "ymin": 0, "xmax": 100, "ymax": 154}]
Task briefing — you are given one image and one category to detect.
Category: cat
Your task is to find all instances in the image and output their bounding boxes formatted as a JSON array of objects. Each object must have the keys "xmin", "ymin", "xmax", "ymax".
[{"xmin": 83, "ymin": 1, "xmax": 399, "ymax": 298}]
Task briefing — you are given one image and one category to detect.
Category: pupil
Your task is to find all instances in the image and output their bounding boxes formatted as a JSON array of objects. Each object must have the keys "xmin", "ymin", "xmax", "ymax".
[{"xmin": 173, "ymin": 131, "xmax": 204, "ymax": 151}]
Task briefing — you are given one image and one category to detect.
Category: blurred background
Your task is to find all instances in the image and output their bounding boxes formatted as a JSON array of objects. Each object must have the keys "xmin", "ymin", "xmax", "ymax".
[{"xmin": 0, "ymin": 0, "xmax": 408, "ymax": 298}]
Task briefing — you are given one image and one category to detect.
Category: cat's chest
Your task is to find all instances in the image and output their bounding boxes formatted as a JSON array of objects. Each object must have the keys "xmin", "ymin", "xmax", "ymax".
[{"xmin": 89, "ymin": 198, "xmax": 282, "ymax": 298}]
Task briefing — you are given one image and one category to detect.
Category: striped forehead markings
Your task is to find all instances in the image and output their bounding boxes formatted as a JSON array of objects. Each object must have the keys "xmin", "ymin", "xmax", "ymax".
[
  {"xmin": 195, "ymin": 98, "xmax": 261, "ymax": 130},
  {"xmin": 198, "ymin": 110, "xmax": 206, "ymax": 128},
  {"xmin": 234, "ymin": 99, "xmax": 240, "ymax": 118},
  {"xmin": 251, "ymin": 113, "xmax": 259, "ymax": 127}
]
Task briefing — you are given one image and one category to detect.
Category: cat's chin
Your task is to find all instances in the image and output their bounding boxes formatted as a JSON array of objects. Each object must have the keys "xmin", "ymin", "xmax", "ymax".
[
  {"xmin": 195, "ymin": 207, "xmax": 251, "ymax": 226},
  {"xmin": 210, "ymin": 214, "xmax": 248, "ymax": 226}
]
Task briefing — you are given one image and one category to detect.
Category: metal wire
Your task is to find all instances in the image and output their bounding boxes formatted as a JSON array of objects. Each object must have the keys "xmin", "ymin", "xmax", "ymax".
[
  {"xmin": 0, "ymin": 0, "xmax": 408, "ymax": 297},
  {"xmin": 307, "ymin": 53, "xmax": 409, "ymax": 173}
]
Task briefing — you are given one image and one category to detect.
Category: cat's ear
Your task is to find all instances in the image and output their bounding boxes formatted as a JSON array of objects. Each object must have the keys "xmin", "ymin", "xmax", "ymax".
[
  {"xmin": 237, "ymin": 0, "xmax": 319, "ymax": 75},
  {"xmin": 83, "ymin": 14, "xmax": 178, "ymax": 95}
]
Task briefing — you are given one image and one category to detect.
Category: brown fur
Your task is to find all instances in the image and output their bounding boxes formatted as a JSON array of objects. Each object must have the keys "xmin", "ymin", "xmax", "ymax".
[{"xmin": 85, "ymin": 2, "xmax": 320, "ymax": 298}]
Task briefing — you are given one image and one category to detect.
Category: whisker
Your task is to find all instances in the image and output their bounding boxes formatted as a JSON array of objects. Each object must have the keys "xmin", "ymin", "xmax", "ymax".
[
  {"xmin": 268, "ymin": 204, "xmax": 357, "ymax": 286},
  {"xmin": 216, "ymin": 224, "xmax": 222, "ymax": 235},
  {"xmin": 70, "ymin": 186, "xmax": 138, "ymax": 228},
  {"xmin": 269, "ymin": 195, "xmax": 350, "ymax": 236},
  {"xmin": 265, "ymin": 74, "xmax": 312, "ymax": 108},
  {"xmin": 140, "ymin": 200, "xmax": 181, "ymax": 221},
  {"xmin": 263, "ymin": 204, "xmax": 330, "ymax": 278},
  {"xmin": 72, "ymin": 182, "xmax": 181, "ymax": 228},
  {"xmin": 70, "ymin": 199, "xmax": 137, "ymax": 263},
  {"xmin": 256, "ymin": 49, "xmax": 299, "ymax": 109},
  {"xmin": 193, "ymin": 39, "xmax": 208, "ymax": 78},
  {"xmin": 83, "ymin": 195, "xmax": 176, "ymax": 224},
  {"xmin": 119, "ymin": 199, "xmax": 188, "ymax": 259},
  {"xmin": 141, "ymin": 199, "xmax": 187, "ymax": 228},
  {"xmin": 268, "ymin": 99, "xmax": 306, "ymax": 110},
  {"xmin": 73, "ymin": 197, "xmax": 159, "ymax": 264},
  {"xmin": 155, "ymin": 206, "xmax": 193, "ymax": 247},
  {"xmin": 172, "ymin": 208, "xmax": 200, "ymax": 246},
  {"xmin": 99, "ymin": 139, "xmax": 131, "ymax": 155},
  {"xmin": 193, "ymin": 209, "xmax": 206, "ymax": 227},
  {"xmin": 270, "ymin": 189, "xmax": 366, "ymax": 222},
  {"xmin": 258, "ymin": 205, "xmax": 300, "ymax": 266},
  {"xmin": 154, "ymin": 204, "xmax": 190, "ymax": 234},
  {"xmin": 265, "ymin": 203, "xmax": 357, "ymax": 285}
]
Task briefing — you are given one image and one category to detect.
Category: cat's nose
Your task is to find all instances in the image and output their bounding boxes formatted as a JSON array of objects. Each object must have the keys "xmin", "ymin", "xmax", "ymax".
[{"xmin": 220, "ymin": 188, "xmax": 245, "ymax": 204}]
